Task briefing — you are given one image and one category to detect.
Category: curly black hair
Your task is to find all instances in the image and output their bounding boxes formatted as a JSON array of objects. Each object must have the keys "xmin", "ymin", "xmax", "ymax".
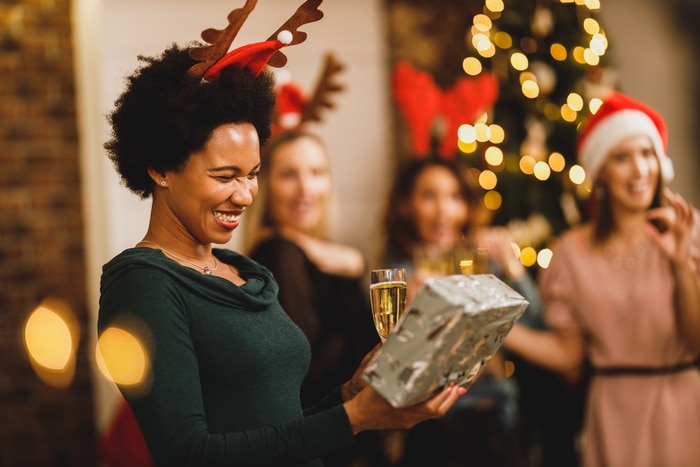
[{"xmin": 105, "ymin": 43, "xmax": 276, "ymax": 198}]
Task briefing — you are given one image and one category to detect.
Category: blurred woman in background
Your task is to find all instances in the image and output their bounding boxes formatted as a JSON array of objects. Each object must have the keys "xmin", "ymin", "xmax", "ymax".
[
  {"xmin": 504, "ymin": 91, "xmax": 700, "ymax": 467},
  {"xmin": 244, "ymin": 130, "xmax": 385, "ymax": 466},
  {"xmin": 382, "ymin": 156, "xmax": 550, "ymax": 467}
]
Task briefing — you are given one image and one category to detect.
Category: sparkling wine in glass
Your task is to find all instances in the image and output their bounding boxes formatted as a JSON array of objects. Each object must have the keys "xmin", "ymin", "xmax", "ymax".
[{"xmin": 369, "ymin": 268, "xmax": 407, "ymax": 339}]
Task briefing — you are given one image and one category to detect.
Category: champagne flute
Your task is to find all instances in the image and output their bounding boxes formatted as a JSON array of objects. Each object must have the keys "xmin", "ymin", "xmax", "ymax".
[{"xmin": 369, "ymin": 268, "xmax": 407, "ymax": 339}]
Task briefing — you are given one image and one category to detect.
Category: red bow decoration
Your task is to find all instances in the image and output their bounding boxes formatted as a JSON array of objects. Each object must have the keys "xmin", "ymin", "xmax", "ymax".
[{"xmin": 393, "ymin": 61, "xmax": 499, "ymax": 158}]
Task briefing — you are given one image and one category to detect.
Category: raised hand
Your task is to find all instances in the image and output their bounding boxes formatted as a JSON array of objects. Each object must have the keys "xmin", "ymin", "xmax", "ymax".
[{"xmin": 646, "ymin": 188, "xmax": 697, "ymax": 267}]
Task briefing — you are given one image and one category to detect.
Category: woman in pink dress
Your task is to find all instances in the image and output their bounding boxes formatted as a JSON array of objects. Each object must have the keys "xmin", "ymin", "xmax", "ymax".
[{"xmin": 504, "ymin": 91, "xmax": 700, "ymax": 467}]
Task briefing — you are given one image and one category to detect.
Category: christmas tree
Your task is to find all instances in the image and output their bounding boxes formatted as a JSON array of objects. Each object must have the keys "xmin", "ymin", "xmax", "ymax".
[{"xmin": 388, "ymin": 0, "xmax": 616, "ymax": 269}]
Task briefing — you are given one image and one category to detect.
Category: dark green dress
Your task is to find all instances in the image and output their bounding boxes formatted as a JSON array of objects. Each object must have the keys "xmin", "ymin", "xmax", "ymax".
[{"xmin": 98, "ymin": 248, "xmax": 355, "ymax": 466}]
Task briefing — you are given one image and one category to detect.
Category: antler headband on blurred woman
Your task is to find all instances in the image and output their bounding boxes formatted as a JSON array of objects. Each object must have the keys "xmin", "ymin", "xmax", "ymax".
[{"xmin": 272, "ymin": 52, "xmax": 345, "ymax": 134}]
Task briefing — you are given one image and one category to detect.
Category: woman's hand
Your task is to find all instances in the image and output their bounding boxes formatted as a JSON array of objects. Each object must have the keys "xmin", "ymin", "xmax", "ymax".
[
  {"xmin": 648, "ymin": 189, "xmax": 700, "ymax": 350},
  {"xmin": 343, "ymin": 383, "xmax": 466, "ymax": 434},
  {"xmin": 646, "ymin": 188, "xmax": 696, "ymax": 267},
  {"xmin": 474, "ymin": 227, "xmax": 524, "ymax": 280}
]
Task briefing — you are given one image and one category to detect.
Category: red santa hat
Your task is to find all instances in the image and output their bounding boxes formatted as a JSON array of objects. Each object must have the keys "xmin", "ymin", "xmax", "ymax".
[
  {"xmin": 274, "ymin": 81, "xmax": 307, "ymax": 130},
  {"xmin": 203, "ymin": 30, "xmax": 293, "ymax": 81},
  {"xmin": 576, "ymin": 91, "xmax": 674, "ymax": 183}
]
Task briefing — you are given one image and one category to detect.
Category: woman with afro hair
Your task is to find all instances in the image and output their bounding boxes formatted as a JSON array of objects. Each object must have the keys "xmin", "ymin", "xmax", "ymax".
[{"xmin": 97, "ymin": 37, "xmax": 465, "ymax": 467}]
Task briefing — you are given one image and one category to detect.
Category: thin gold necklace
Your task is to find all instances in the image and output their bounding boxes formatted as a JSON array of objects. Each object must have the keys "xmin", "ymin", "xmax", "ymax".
[{"xmin": 137, "ymin": 240, "xmax": 219, "ymax": 276}]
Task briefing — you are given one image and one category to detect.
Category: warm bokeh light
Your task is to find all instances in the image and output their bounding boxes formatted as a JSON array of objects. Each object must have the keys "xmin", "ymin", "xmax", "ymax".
[
  {"xmin": 561, "ymin": 104, "xmax": 577, "ymax": 122},
  {"xmin": 475, "ymin": 123, "xmax": 491, "ymax": 142},
  {"xmin": 569, "ymin": 164, "xmax": 586, "ymax": 185},
  {"xmin": 23, "ymin": 297, "xmax": 78, "ymax": 388},
  {"xmin": 583, "ymin": 48, "xmax": 600, "ymax": 65},
  {"xmin": 533, "ymin": 161, "xmax": 551, "ymax": 181},
  {"xmin": 25, "ymin": 306, "xmax": 73, "ymax": 371},
  {"xmin": 479, "ymin": 170, "xmax": 498, "ymax": 190},
  {"xmin": 521, "ymin": 80, "xmax": 539, "ymax": 98},
  {"xmin": 463, "ymin": 57, "xmax": 483, "ymax": 76},
  {"xmin": 519, "ymin": 155, "xmax": 536, "ymax": 174},
  {"xmin": 548, "ymin": 152, "xmax": 566, "ymax": 172},
  {"xmin": 458, "ymin": 124, "xmax": 477, "ymax": 143},
  {"xmin": 583, "ymin": 18, "xmax": 600, "ymax": 35},
  {"xmin": 537, "ymin": 248, "xmax": 554, "ymax": 269},
  {"xmin": 566, "ymin": 93, "xmax": 584, "ymax": 111},
  {"xmin": 458, "ymin": 139, "xmax": 478, "ymax": 153},
  {"xmin": 504, "ymin": 359, "xmax": 516, "ymax": 378},
  {"xmin": 96, "ymin": 325, "xmax": 151, "ymax": 389},
  {"xmin": 519, "ymin": 246, "xmax": 537, "ymax": 267},
  {"xmin": 493, "ymin": 31, "xmax": 512, "ymax": 49},
  {"xmin": 473, "ymin": 14, "xmax": 493, "ymax": 31},
  {"xmin": 572, "ymin": 46, "xmax": 586, "ymax": 64},
  {"xmin": 510, "ymin": 52, "xmax": 529, "ymax": 71},
  {"xmin": 485, "ymin": 0, "xmax": 505, "ymax": 13},
  {"xmin": 483, "ymin": 190, "xmax": 502, "ymax": 210},
  {"xmin": 589, "ymin": 33, "xmax": 608, "ymax": 55},
  {"xmin": 519, "ymin": 71, "xmax": 537, "ymax": 85},
  {"xmin": 473, "ymin": 33, "xmax": 492, "ymax": 52},
  {"xmin": 485, "ymin": 146, "xmax": 504, "ymax": 166},
  {"xmin": 480, "ymin": 43, "xmax": 497, "ymax": 58},
  {"xmin": 589, "ymin": 97, "xmax": 603, "ymax": 114},
  {"xmin": 550, "ymin": 43, "xmax": 567, "ymax": 61},
  {"xmin": 488, "ymin": 124, "xmax": 505, "ymax": 144}
]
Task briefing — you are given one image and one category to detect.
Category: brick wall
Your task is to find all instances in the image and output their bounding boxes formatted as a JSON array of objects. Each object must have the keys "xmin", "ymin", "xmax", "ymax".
[{"xmin": 0, "ymin": 0, "xmax": 97, "ymax": 465}]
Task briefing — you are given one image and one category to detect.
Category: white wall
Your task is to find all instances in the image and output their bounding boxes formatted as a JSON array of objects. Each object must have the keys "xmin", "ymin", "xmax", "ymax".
[{"xmin": 601, "ymin": 0, "xmax": 700, "ymax": 207}]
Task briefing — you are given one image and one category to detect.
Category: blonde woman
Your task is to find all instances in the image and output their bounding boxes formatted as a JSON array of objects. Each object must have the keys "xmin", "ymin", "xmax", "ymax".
[{"xmin": 244, "ymin": 130, "xmax": 385, "ymax": 466}]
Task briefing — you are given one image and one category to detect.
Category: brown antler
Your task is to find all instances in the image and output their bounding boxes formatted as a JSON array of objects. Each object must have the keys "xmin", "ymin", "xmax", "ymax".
[
  {"xmin": 266, "ymin": 0, "xmax": 324, "ymax": 69},
  {"xmin": 301, "ymin": 52, "xmax": 345, "ymax": 124},
  {"xmin": 187, "ymin": 0, "xmax": 258, "ymax": 78}
]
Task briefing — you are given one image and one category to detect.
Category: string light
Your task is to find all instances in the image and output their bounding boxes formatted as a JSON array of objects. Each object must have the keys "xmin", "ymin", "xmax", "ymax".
[{"xmin": 455, "ymin": 0, "xmax": 612, "ymax": 268}]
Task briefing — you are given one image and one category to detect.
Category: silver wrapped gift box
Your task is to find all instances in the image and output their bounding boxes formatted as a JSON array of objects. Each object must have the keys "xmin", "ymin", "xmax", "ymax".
[{"xmin": 363, "ymin": 274, "xmax": 528, "ymax": 408}]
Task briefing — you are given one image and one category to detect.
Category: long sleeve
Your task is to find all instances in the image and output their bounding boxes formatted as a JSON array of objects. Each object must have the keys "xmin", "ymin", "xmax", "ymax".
[
  {"xmin": 250, "ymin": 237, "xmax": 378, "ymax": 407},
  {"xmin": 98, "ymin": 249, "xmax": 355, "ymax": 467}
]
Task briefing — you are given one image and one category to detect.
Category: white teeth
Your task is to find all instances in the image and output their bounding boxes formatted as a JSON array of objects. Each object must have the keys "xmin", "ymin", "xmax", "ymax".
[
  {"xmin": 214, "ymin": 211, "xmax": 240, "ymax": 223},
  {"xmin": 629, "ymin": 181, "xmax": 649, "ymax": 192}
]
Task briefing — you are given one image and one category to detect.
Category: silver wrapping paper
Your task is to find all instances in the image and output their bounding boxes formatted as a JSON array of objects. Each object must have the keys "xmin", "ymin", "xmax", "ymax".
[{"xmin": 363, "ymin": 274, "xmax": 528, "ymax": 408}]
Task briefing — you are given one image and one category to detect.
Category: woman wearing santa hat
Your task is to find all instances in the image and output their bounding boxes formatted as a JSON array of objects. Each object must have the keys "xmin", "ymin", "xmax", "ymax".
[{"xmin": 504, "ymin": 91, "xmax": 700, "ymax": 467}]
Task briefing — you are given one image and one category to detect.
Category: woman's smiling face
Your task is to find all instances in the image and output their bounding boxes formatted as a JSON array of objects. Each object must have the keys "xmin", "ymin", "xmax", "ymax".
[
  {"xmin": 409, "ymin": 165, "xmax": 468, "ymax": 250},
  {"xmin": 598, "ymin": 134, "xmax": 660, "ymax": 214},
  {"xmin": 163, "ymin": 122, "xmax": 261, "ymax": 245},
  {"xmin": 266, "ymin": 136, "xmax": 331, "ymax": 235}
]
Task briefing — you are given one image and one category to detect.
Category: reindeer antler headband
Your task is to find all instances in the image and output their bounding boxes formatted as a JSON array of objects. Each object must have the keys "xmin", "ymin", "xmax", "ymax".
[
  {"xmin": 274, "ymin": 52, "xmax": 345, "ymax": 132},
  {"xmin": 187, "ymin": 0, "xmax": 324, "ymax": 81}
]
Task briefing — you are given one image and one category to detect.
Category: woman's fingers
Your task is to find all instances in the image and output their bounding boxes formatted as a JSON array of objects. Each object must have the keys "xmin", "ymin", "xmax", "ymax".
[{"xmin": 411, "ymin": 383, "xmax": 466, "ymax": 418}]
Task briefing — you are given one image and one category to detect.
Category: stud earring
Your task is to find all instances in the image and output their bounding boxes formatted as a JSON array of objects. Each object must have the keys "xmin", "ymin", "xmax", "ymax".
[{"xmin": 160, "ymin": 180, "xmax": 168, "ymax": 187}]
